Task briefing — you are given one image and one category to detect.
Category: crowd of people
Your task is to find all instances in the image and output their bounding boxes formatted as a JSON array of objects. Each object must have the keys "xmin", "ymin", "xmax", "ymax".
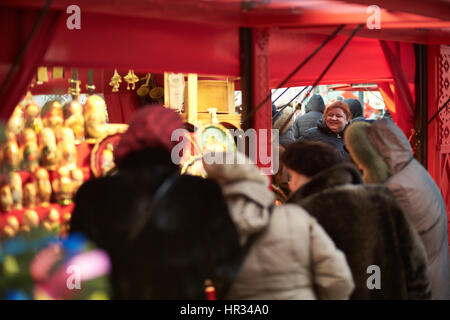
[{"xmin": 69, "ymin": 97, "xmax": 449, "ymax": 300}]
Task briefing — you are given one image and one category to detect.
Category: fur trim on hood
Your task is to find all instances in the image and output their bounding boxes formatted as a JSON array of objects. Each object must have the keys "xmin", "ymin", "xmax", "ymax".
[
  {"xmin": 273, "ymin": 107, "xmax": 294, "ymax": 135},
  {"xmin": 344, "ymin": 121, "xmax": 389, "ymax": 183},
  {"xmin": 202, "ymin": 151, "xmax": 270, "ymax": 187}
]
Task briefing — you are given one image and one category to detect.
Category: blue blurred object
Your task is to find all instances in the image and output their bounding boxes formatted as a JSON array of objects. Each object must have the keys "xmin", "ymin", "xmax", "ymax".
[
  {"xmin": 3, "ymin": 289, "xmax": 30, "ymax": 300},
  {"xmin": 61, "ymin": 232, "xmax": 88, "ymax": 256}
]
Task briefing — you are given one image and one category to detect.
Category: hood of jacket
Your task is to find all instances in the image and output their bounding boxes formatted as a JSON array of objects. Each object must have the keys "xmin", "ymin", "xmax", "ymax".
[
  {"xmin": 344, "ymin": 98, "xmax": 363, "ymax": 119},
  {"xmin": 202, "ymin": 151, "xmax": 273, "ymax": 239},
  {"xmin": 287, "ymin": 163, "xmax": 363, "ymax": 203},
  {"xmin": 344, "ymin": 119, "xmax": 413, "ymax": 183},
  {"xmin": 273, "ymin": 107, "xmax": 294, "ymax": 135},
  {"xmin": 305, "ymin": 94, "xmax": 325, "ymax": 113}
]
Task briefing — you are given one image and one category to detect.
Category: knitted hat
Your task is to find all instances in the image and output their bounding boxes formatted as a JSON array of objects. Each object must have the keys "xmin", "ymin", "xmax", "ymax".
[{"xmin": 114, "ymin": 105, "xmax": 185, "ymax": 163}]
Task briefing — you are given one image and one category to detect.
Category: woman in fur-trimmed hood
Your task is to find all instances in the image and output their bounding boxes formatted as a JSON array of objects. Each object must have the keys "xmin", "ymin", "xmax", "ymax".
[
  {"xmin": 344, "ymin": 118, "xmax": 449, "ymax": 300},
  {"xmin": 283, "ymin": 140, "xmax": 431, "ymax": 300}
]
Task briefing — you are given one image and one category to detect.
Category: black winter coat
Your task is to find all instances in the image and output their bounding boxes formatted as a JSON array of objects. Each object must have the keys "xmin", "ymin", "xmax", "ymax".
[
  {"xmin": 292, "ymin": 95, "xmax": 325, "ymax": 140},
  {"xmin": 287, "ymin": 163, "xmax": 431, "ymax": 300},
  {"xmin": 70, "ymin": 147, "xmax": 243, "ymax": 299},
  {"xmin": 300, "ymin": 121, "xmax": 349, "ymax": 158}
]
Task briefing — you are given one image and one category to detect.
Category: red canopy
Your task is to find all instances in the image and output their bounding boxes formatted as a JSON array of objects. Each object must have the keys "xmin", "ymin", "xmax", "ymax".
[{"xmin": 0, "ymin": 0, "xmax": 448, "ymax": 135}]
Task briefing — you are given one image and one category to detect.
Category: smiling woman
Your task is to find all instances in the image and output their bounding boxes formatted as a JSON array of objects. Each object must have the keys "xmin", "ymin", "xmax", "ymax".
[
  {"xmin": 299, "ymin": 101, "xmax": 352, "ymax": 158},
  {"xmin": 324, "ymin": 101, "xmax": 351, "ymax": 134}
]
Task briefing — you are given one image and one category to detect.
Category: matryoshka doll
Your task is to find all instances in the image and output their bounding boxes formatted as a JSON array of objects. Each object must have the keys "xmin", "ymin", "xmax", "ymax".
[
  {"xmin": 58, "ymin": 127, "xmax": 77, "ymax": 170},
  {"xmin": 71, "ymin": 167, "xmax": 84, "ymax": 194},
  {"xmin": 1, "ymin": 185, "xmax": 13, "ymax": 212},
  {"xmin": 21, "ymin": 209, "xmax": 40, "ymax": 233},
  {"xmin": 52, "ymin": 166, "xmax": 74, "ymax": 206},
  {"xmin": 6, "ymin": 104, "xmax": 24, "ymax": 135},
  {"xmin": 63, "ymin": 100, "xmax": 85, "ymax": 144},
  {"xmin": 23, "ymin": 101, "xmax": 42, "ymax": 133},
  {"xmin": 42, "ymin": 207, "xmax": 60, "ymax": 231},
  {"xmin": 2, "ymin": 130, "xmax": 21, "ymax": 171},
  {"xmin": 23, "ymin": 182, "xmax": 37, "ymax": 209},
  {"xmin": 21, "ymin": 128, "xmax": 40, "ymax": 171},
  {"xmin": 34, "ymin": 167, "xmax": 52, "ymax": 207},
  {"xmin": 41, "ymin": 100, "xmax": 64, "ymax": 141},
  {"xmin": 39, "ymin": 128, "xmax": 59, "ymax": 170},
  {"xmin": 84, "ymin": 95, "xmax": 108, "ymax": 141},
  {"xmin": 8, "ymin": 172, "xmax": 22, "ymax": 210}
]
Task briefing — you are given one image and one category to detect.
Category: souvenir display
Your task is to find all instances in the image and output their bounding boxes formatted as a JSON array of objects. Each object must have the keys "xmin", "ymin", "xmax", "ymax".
[{"xmin": 0, "ymin": 92, "xmax": 127, "ymax": 240}]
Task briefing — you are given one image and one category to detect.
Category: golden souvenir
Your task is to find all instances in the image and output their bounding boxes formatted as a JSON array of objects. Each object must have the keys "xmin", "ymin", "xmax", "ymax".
[
  {"xmin": 23, "ymin": 102, "xmax": 42, "ymax": 133},
  {"xmin": 6, "ymin": 105, "xmax": 24, "ymax": 135},
  {"xmin": 39, "ymin": 128, "xmax": 59, "ymax": 170},
  {"xmin": 43, "ymin": 208, "xmax": 60, "ymax": 231},
  {"xmin": 21, "ymin": 209, "xmax": 40, "ymax": 232},
  {"xmin": 36, "ymin": 66, "xmax": 49, "ymax": 84},
  {"xmin": 63, "ymin": 100, "xmax": 85, "ymax": 143},
  {"xmin": 21, "ymin": 129, "xmax": 40, "ymax": 171},
  {"xmin": 41, "ymin": 100, "xmax": 64, "ymax": 130},
  {"xmin": 52, "ymin": 166, "xmax": 74, "ymax": 205},
  {"xmin": 3, "ymin": 138, "xmax": 21, "ymax": 171},
  {"xmin": 58, "ymin": 127, "xmax": 77, "ymax": 169},
  {"xmin": 136, "ymin": 73, "xmax": 151, "ymax": 97},
  {"xmin": 84, "ymin": 95, "xmax": 128, "ymax": 142},
  {"xmin": 53, "ymin": 67, "xmax": 64, "ymax": 79},
  {"xmin": 84, "ymin": 95, "xmax": 108, "ymax": 139},
  {"xmin": 9, "ymin": 172, "xmax": 22, "ymax": 210},
  {"xmin": 1, "ymin": 185, "xmax": 13, "ymax": 212},
  {"xmin": 71, "ymin": 168, "xmax": 84, "ymax": 192},
  {"xmin": 3, "ymin": 216, "xmax": 20, "ymax": 238},
  {"xmin": 23, "ymin": 182, "xmax": 37, "ymax": 208},
  {"xmin": 124, "ymin": 70, "xmax": 139, "ymax": 90},
  {"xmin": 34, "ymin": 167, "xmax": 52, "ymax": 207},
  {"xmin": 109, "ymin": 69, "xmax": 122, "ymax": 92}
]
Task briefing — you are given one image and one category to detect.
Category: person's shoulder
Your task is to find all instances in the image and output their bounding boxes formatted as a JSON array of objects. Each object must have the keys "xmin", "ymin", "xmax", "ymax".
[
  {"xmin": 302, "ymin": 127, "xmax": 319, "ymax": 136},
  {"xmin": 175, "ymin": 175, "xmax": 223, "ymax": 195}
]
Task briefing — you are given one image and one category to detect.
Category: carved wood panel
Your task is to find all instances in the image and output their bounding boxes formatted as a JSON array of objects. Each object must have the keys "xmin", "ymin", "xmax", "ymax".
[{"xmin": 437, "ymin": 45, "xmax": 450, "ymax": 245}]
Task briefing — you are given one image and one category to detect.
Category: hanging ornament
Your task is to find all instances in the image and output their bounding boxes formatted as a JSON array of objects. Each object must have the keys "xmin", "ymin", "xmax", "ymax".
[
  {"xmin": 52, "ymin": 67, "xmax": 64, "ymax": 79},
  {"xmin": 124, "ymin": 70, "xmax": 139, "ymax": 90},
  {"xmin": 36, "ymin": 67, "xmax": 48, "ymax": 85},
  {"xmin": 109, "ymin": 69, "xmax": 122, "ymax": 92}
]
